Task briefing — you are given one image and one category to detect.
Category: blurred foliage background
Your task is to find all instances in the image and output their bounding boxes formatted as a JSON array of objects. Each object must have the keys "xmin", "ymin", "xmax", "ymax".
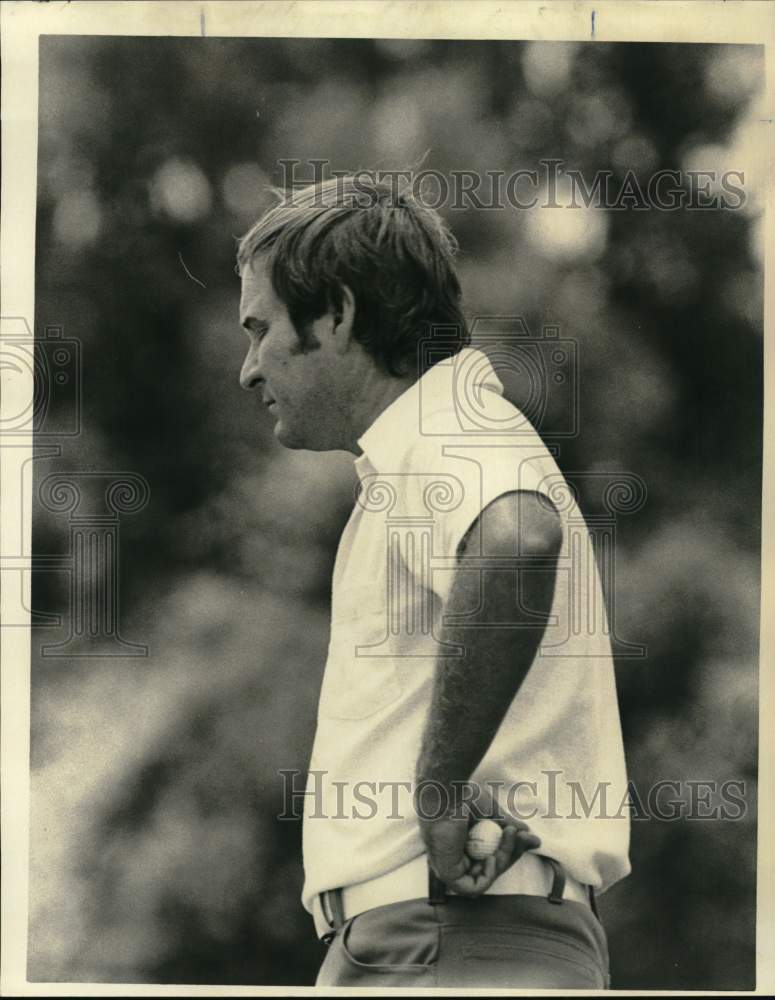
[{"xmin": 29, "ymin": 35, "xmax": 762, "ymax": 989}]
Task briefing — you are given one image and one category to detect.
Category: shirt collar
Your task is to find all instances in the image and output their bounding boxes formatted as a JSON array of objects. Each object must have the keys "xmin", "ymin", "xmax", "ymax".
[{"xmin": 354, "ymin": 347, "xmax": 504, "ymax": 476}]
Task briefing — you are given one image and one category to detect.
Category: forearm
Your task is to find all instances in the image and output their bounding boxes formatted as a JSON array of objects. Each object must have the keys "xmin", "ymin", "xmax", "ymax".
[
  {"xmin": 416, "ymin": 565, "xmax": 558, "ymax": 795},
  {"xmin": 415, "ymin": 491, "xmax": 562, "ymax": 798}
]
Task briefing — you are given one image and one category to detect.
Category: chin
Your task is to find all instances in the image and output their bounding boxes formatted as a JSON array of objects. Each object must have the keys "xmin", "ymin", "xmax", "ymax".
[
  {"xmin": 274, "ymin": 420, "xmax": 330, "ymax": 451},
  {"xmin": 274, "ymin": 420, "xmax": 309, "ymax": 450}
]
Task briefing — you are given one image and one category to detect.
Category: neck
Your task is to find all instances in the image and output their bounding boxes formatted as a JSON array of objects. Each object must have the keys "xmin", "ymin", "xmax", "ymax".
[{"xmin": 342, "ymin": 371, "xmax": 415, "ymax": 455}]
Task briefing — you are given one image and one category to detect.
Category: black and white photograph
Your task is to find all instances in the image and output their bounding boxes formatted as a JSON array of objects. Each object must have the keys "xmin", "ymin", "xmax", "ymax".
[{"xmin": 0, "ymin": 0, "xmax": 771, "ymax": 993}]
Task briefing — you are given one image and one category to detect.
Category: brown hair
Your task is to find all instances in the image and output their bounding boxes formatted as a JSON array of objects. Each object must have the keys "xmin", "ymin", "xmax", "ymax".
[{"xmin": 236, "ymin": 175, "xmax": 469, "ymax": 377}]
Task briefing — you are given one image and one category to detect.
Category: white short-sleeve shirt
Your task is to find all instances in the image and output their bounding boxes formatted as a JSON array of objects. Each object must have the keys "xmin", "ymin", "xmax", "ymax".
[{"xmin": 301, "ymin": 348, "xmax": 631, "ymax": 912}]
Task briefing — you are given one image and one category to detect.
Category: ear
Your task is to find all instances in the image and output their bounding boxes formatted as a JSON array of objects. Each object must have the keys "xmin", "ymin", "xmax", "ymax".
[{"xmin": 332, "ymin": 285, "xmax": 356, "ymax": 354}]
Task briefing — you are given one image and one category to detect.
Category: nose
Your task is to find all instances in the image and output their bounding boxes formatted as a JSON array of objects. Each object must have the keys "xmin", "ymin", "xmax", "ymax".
[{"xmin": 239, "ymin": 344, "xmax": 263, "ymax": 391}]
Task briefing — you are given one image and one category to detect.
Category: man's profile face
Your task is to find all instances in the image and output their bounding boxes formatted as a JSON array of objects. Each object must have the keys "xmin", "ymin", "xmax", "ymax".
[{"xmin": 238, "ymin": 257, "xmax": 340, "ymax": 450}]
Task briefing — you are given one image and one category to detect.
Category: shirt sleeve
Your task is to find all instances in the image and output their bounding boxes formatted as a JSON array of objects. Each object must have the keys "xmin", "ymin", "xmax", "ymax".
[
  {"xmin": 398, "ymin": 422, "xmax": 562, "ymax": 606},
  {"xmin": 438, "ymin": 446, "xmax": 558, "ymax": 557}
]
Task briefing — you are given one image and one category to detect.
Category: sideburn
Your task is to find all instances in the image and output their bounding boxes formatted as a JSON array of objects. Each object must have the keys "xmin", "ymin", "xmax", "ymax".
[{"xmin": 290, "ymin": 320, "xmax": 322, "ymax": 355}]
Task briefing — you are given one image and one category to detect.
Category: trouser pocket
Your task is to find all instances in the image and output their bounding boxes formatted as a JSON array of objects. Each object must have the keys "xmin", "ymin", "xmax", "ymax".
[
  {"xmin": 316, "ymin": 902, "xmax": 438, "ymax": 987},
  {"xmin": 437, "ymin": 924, "xmax": 608, "ymax": 989}
]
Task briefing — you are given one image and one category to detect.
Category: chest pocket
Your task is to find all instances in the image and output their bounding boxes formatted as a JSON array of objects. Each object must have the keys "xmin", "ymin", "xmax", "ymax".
[{"xmin": 317, "ymin": 584, "xmax": 404, "ymax": 721}]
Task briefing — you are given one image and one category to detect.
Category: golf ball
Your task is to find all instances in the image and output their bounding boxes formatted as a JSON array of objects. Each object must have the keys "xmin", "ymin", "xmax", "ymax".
[{"xmin": 465, "ymin": 819, "xmax": 503, "ymax": 860}]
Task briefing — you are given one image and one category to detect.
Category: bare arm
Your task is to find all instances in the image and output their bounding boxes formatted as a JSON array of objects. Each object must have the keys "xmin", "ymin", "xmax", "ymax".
[{"xmin": 416, "ymin": 489, "xmax": 563, "ymax": 894}]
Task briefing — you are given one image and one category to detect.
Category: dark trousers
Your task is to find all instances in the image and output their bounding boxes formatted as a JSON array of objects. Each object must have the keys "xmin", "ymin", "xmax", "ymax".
[{"xmin": 316, "ymin": 865, "xmax": 611, "ymax": 988}]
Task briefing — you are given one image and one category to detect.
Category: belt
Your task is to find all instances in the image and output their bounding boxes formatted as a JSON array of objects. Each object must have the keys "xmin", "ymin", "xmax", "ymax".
[{"xmin": 313, "ymin": 852, "xmax": 591, "ymax": 940}]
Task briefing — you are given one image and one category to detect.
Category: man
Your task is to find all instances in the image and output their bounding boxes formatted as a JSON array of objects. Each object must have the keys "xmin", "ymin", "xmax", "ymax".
[{"xmin": 236, "ymin": 175, "xmax": 630, "ymax": 988}]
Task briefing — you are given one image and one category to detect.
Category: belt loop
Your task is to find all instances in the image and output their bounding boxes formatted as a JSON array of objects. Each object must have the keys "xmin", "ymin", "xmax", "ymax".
[
  {"xmin": 320, "ymin": 888, "xmax": 346, "ymax": 932},
  {"xmin": 427, "ymin": 861, "xmax": 447, "ymax": 905},
  {"xmin": 543, "ymin": 856, "xmax": 566, "ymax": 904},
  {"xmin": 329, "ymin": 888, "xmax": 346, "ymax": 930}
]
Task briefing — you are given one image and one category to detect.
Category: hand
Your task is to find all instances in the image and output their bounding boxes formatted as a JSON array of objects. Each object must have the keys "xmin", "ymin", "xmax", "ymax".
[{"xmin": 419, "ymin": 806, "xmax": 541, "ymax": 898}]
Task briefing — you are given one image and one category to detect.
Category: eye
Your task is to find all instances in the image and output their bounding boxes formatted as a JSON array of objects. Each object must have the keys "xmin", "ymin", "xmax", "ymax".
[{"xmin": 244, "ymin": 321, "xmax": 268, "ymax": 343}]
